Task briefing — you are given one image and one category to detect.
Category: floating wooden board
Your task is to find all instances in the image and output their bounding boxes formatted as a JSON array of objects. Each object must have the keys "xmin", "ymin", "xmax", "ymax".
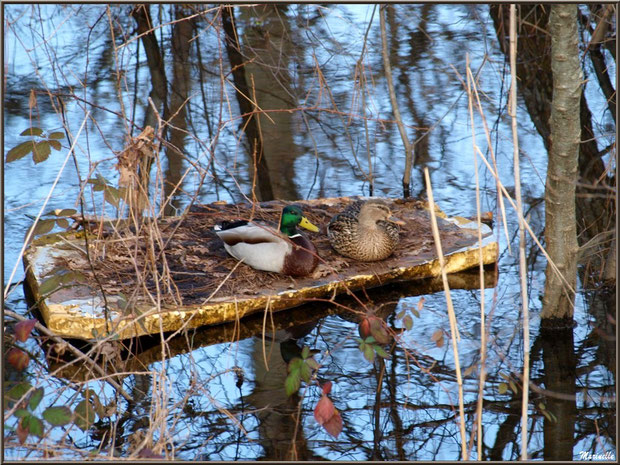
[{"xmin": 23, "ymin": 197, "xmax": 498, "ymax": 340}]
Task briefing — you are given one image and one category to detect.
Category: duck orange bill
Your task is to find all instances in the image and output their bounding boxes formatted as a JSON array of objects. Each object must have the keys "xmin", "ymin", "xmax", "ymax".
[
  {"xmin": 388, "ymin": 216, "xmax": 406, "ymax": 225},
  {"xmin": 299, "ymin": 216, "xmax": 320, "ymax": 232}
]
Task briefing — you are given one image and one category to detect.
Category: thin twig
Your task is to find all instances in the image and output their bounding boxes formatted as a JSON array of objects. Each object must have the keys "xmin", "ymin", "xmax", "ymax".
[
  {"xmin": 4, "ymin": 310, "xmax": 133, "ymax": 419},
  {"xmin": 509, "ymin": 5, "xmax": 530, "ymax": 460},
  {"xmin": 423, "ymin": 167, "xmax": 467, "ymax": 460}
]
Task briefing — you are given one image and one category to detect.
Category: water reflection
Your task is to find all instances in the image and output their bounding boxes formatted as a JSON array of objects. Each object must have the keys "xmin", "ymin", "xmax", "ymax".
[{"xmin": 3, "ymin": 3, "xmax": 615, "ymax": 461}]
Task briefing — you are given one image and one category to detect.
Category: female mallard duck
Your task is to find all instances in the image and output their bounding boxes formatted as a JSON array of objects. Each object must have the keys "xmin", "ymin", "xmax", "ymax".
[
  {"xmin": 214, "ymin": 205, "xmax": 319, "ymax": 277},
  {"xmin": 327, "ymin": 199, "xmax": 403, "ymax": 261}
]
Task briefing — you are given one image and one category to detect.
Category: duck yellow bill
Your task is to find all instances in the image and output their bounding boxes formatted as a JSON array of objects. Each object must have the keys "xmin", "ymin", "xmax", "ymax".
[
  {"xmin": 388, "ymin": 215, "xmax": 406, "ymax": 226},
  {"xmin": 299, "ymin": 216, "xmax": 319, "ymax": 232}
]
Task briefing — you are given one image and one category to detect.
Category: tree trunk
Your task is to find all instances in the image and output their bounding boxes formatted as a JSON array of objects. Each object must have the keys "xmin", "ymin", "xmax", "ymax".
[{"xmin": 541, "ymin": 4, "xmax": 582, "ymax": 319}]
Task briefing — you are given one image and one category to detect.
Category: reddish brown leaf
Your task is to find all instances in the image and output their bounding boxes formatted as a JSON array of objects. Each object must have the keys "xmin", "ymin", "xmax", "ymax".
[
  {"xmin": 7, "ymin": 348, "xmax": 30, "ymax": 371},
  {"xmin": 358, "ymin": 318, "xmax": 371, "ymax": 339},
  {"xmin": 417, "ymin": 297, "xmax": 425, "ymax": 311},
  {"xmin": 322, "ymin": 408, "xmax": 343, "ymax": 438},
  {"xmin": 17, "ymin": 418, "xmax": 29, "ymax": 444},
  {"xmin": 321, "ymin": 381, "xmax": 332, "ymax": 396},
  {"xmin": 28, "ymin": 90, "xmax": 37, "ymax": 110},
  {"xmin": 431, "ymin": 329, "xmax": 444, "ymax": 348},
  {"xmin": 369, "ymin": 316, "xmax": 391, "ymax": 344},
  {"xmin": 14, "ymin": 319, "xmax": 37, "ymax": 342},
  {"xmin": 314, "ymin": 395, "xmax": 335, "ymax": 426}
]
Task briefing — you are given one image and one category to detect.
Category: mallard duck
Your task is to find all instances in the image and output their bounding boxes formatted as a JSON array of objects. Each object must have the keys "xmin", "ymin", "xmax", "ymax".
[
  {"xmin": 214, "ymin": 205, "xmax": 319, "ymax": 277},
  {"xmin": 327, "ymin": 199, "xmax": 403, "ymax": 261}
]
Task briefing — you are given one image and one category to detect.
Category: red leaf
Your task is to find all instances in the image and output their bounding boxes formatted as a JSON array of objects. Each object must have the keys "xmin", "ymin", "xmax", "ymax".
[
  {"xmin": 314, "ymin": 395, "xmax": 335, "ymax": 425},
  {"xmin": 7, "ymin": 348, "xmax": 30, "ymax": 371},
  {"xmin": 321, "ymin": 381, "xmax": 332, "ymax": 396},
  {"xmin": 17, "ymin": 418, "xmax": 29, "ymax": 444},
  {"xmin": 14, "ymin": 319, "xmax": 37, "ymax": 342},
  {"xmin": 322, "ymin": 408, "xmax": 343, "ymax": 438}
]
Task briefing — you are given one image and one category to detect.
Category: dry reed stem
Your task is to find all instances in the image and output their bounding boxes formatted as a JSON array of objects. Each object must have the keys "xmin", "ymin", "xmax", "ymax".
[
  {"xmin": 465, "ymin": 53, "xmax": 488, "ymax": 460},
  {"xmin": 423, "ymin": 167, "xmax": 467, "ymax": 460},
  {"xmin": 509, "ymin": 5, "xmax": 530, "ymax": 460}
]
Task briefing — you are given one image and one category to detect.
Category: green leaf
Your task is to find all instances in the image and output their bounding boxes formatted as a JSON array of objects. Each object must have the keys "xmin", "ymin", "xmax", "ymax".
[
  {"xmin": 287, "ymin": 358, "xmax": 303, "ymax": 373},
  {"xmin": 56, "ymin": 218, "xmax": 70, "ymax": 229},
  {"xmin": 6, "ymin": 141, "xmax": 35, "ymax": 162},
  {"xmin": 306, "ymin": 358, "xmax": 319, "ymax": 370},
  {"xmin": 103, "ymin": 186, "xmax": 120, "ymax": 207},
  {"xmin": 33, "ymin": 141, "xmax": 51, "ymax": 163},
  {"xmin": 498, "ymin": 383, "xmax": 508, "ymax": 395},
  {"xmin": 363, "ymin": 344, "xmax": 375, "ymax": 363},
  {"xmin": 396, "ymin": 309, "xmax": 406, "ymax": 319},
  {"xmin": 48, "ymin": 139, "xmax": 62, "ymax": 151},
  {"xmin": 364, "ymin": 336, "xmax": 376, "ymax": 344},
  {"xmin": 56, "ymin": 208, "xmax": 77, "ymax": 217},
  {"xmin": 23, "ymin": 415, "xmax": 44, "ymax": 437},
  {"xmin": 28, "ymin": 388, "xmax": 44, "ymax": 411},
  {"xmin": 284, "ymin": 371, "xmax": 301, "ymax": 396},
  {"xmin": 538, "ymin": 402, "xmax": 546, "ymax": 410},
  {"xmin": 48, "ymin": 131, "xmax": 65, "ymax": 140},
  {"xmin": 14, "ymin": 409, "xmax": 30, "ymax": 418},
  {"xmin": 5, "ymin": 382, "xmax": 33, "ymax": 404},
  {"xmin": 300, "ymin": 361, "xmax": 312, "ymax": 383},
  {"xmin": 74, "ymin": 399, "xmax": 96, "ymax": 431},
  {"xmin": 43, "ymin": 406, "xmax": 73, "ymax": 426},
  {"xmin": 32, "ymin": 218, "xmax": 56, "ymax": 236},
  {"xmin": 39, "ymin": 274, "xmax": 62, "ymax": 295},
  {"xmin": 374, "ymin": 345, "xmax": 390, "ymax": 359},
  {"xmin": 301, "ymin": 346, "xmax": 310, "ymax": 359},
  {"xmin": 403, "ymin": 315, "xmax": 413, "ymax": 331},
  {"xmin": 20, "ymin": 127, "xmax": 43, "ymax": 136},
  {"xmin": 87, "ymin": 178, "xmax": 104, "ymax": 190}
]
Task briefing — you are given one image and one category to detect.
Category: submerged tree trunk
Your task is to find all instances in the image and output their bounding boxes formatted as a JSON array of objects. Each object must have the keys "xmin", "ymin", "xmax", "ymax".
[
  {"xmin": 541, "ymin": 4, "xmax": 582, "ymax": 320},
  {"xmin": 131, "ymin": 4, "xmax": 169, "ymax": 131}
]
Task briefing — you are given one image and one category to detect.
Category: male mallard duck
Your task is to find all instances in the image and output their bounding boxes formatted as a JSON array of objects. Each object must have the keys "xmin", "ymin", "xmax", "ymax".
[
  {"xmin": 327, "ymin": 199, "xmax": 403, "ymax": 261},
  {"xmin": 214, "ymin": 205, "xmax": 319, "ymax": 277}
]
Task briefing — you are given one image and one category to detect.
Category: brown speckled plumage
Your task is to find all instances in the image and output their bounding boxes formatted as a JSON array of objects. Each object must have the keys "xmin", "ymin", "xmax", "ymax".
[{"xmin": 327, "ymin": 200, "xmax": 401, "ymax": 261}]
